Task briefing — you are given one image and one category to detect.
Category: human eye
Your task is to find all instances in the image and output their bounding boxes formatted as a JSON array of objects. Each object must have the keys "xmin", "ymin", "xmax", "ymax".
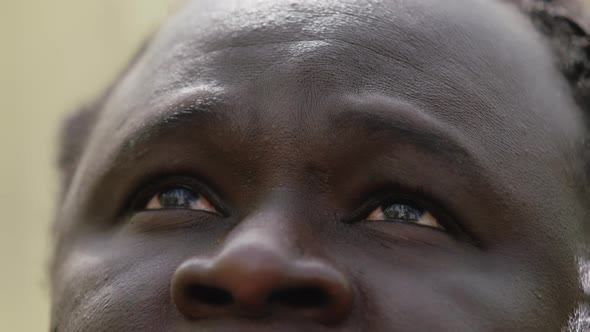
[
  {"xmin": 116, "ymin": 176, "xmax": 228, "ymax": 232},
  {"xmin": 143, "ymin": 186, "xmax": 217, "ymax": 213},
  {"xmin": 364, "ymin": 199, "xmax": 444, "ymax": 230}
]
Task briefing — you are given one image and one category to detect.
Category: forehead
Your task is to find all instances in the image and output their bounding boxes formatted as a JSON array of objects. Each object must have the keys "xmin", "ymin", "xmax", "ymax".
[
  {"xmin": 84, "ymin": 0, "xmax": 581, "ymax": 164},
  {"xmin": 101, "ymin": 0, "xmax": 578, "ymax": 131},
  {"xmin": 65, "ymin": 0, "xmax": 585, "ymax": 221},
  {"xmin": 122, "ymin": 0, "xmax": 539, "ymax": 96}
]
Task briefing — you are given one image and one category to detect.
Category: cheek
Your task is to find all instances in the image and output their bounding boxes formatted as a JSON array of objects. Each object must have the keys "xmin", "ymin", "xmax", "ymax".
[
  {"xmin": 51, "ymin": 234, "xmax": 190, "ymax": 332},
  {"xmin": 341, "ymin": 246, "xmax": 575, "ymax": 332}
]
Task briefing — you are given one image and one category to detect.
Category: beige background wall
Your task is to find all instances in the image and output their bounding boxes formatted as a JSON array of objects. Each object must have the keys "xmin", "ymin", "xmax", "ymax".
[{"xmin": 0, "ymin": 1, "xmax": 179, "ymax": 330}]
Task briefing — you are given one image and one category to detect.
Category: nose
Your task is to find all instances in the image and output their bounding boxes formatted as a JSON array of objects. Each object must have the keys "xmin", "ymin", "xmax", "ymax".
[{"xmin": 171, "ymin": 241, "xmax": 353, "ymax": 324}]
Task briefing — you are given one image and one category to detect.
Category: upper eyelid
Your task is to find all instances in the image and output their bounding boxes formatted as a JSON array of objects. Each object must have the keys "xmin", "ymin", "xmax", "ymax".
[
  {"xmin": 355, "ymin": 189, "xmax": 482, "ymax": 245},
  {"xmin": 348, "ymin": 190, "xmax": 451, "ymax": 229},
  {"xmin": 345, "ymin": 189, "xmax": 420, "ymax": 222},
  {"xmin": 126, "ymin": 176, "xmax": 226, "ymax": 215},
  {"xmin": 365, "ymin": 200, "xmax": 424, "ymax": 221}
]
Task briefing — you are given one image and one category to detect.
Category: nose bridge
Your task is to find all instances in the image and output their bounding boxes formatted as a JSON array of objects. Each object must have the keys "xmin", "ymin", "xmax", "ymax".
[
  {"xmin": 223, "ymin": 202, "xmax": 301, "ymax": 256},
  {"xmin": 222, "ymin": 187, "xmax": 320, "ymax": 258}
]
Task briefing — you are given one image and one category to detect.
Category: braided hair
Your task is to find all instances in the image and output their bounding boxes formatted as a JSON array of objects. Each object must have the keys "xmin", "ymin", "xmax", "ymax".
[
  {"xmin": 509, "ymin": 0, "xmax": 590, "ymax": 195},
  {"xmin": 511, "ymin": 0, "xmax": 590, "ymax": 115}
]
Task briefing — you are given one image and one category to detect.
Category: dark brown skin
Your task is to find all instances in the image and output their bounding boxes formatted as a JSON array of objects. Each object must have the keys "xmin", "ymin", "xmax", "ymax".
[{"xmin": 51, "ymin": 0, "xmax": 590, "ymax": 331}]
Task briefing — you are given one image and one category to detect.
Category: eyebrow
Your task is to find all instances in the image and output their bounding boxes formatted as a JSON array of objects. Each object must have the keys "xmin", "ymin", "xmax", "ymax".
[
  {"xmin": 111, "ymin": 94, "xmax": 477, "ymax": 175},
  {"xmin": 115, "ymin": 95, "xmax": 228, "ymax": 164},
  {"xmin": 330, "ymin": 103, "xmax": 474, "ymax": 164}
]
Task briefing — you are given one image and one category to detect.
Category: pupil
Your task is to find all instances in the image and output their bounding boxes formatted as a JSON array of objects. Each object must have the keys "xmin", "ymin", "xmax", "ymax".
[
  {"xmin": 382, "ymin": 203, "xmax": 423, "ymax": 222},
  {"xmin": 159, "ymin": 187, "xmax": 197, "ymax": 208}
]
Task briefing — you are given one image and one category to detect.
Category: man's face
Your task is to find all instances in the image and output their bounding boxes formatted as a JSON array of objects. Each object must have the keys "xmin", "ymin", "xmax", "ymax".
[{"xmin": 51, "ymin": 0, "xmax": 588, "ymax": 331}]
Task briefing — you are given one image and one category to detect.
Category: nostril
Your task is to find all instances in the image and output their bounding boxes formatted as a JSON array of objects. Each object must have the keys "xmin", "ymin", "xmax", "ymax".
[
  {"xmin": 172, "ymin": 256, "xmax": 353, "ymax": 324},
  {"xmin": 269, "ymin": 287, "xmax": 330, "ymax": 309},
  {"xmin": 187, "ymin": 284, "xmax": 234, "ymax": 306}
]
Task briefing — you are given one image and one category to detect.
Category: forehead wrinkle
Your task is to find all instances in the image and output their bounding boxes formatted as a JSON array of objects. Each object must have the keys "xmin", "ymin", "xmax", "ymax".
[
  {"xmin": 156, "ymin": 0, "xmax": 396, "ymax": 61},
  {"xmin": 151, "ymin": 1, "xmax": 518, "ymax": 103},
  {"xmin": 157, "ymin": 0, "xmax": 542, "ymax": 90},
  {"xmin": 161, "ymin": 35, "xmax": 469, "ymax": 108}
]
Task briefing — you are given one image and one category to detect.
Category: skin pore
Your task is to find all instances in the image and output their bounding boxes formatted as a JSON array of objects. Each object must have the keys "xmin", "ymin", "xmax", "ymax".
[{"xmin": 51, "ymin": 0, "xmax": 589, "ymax": 331}]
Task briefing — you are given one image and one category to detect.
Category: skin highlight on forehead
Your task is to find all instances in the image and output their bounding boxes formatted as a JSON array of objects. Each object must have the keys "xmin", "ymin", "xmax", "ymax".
[{"xmin": 52, "ymin": 0, "xmax": 590, "ymax": 331}]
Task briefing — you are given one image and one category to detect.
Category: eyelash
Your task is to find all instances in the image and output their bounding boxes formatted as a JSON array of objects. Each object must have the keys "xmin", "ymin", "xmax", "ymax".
[
  {"xmin": 127, "ymin": 175, "xmax": 227, "ymax": 216},
  {"xmin": 347, "ymin": 189, "xmax": 450, "ymax": 227}
]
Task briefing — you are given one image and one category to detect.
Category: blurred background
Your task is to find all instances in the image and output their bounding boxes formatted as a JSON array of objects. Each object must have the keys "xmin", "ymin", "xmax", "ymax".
[{"xmin": 0, "ymin": 1, "xmax": 181, "ymax": 330}]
